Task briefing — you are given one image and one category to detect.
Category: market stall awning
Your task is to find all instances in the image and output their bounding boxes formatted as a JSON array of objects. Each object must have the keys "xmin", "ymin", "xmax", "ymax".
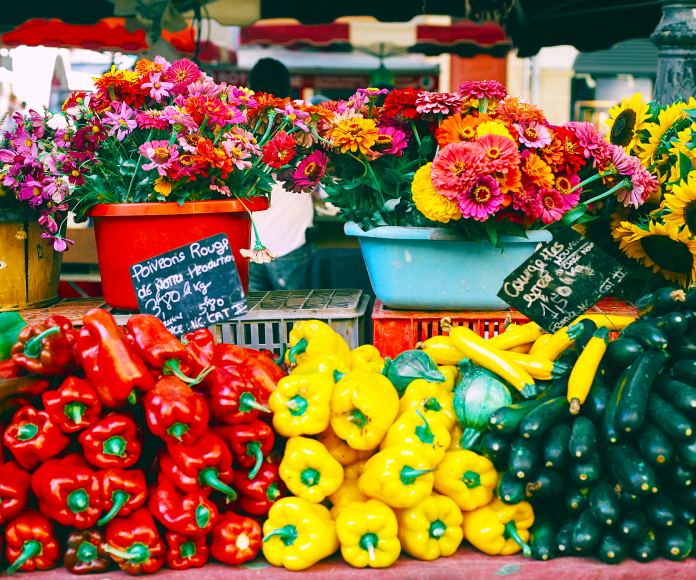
[
  {"xmin": 1, "ymin": 18, "xmax": 236, "ymax": 64},
  {"xmin": 574, "ymin": 38, "xmax": 657, "ymax": 76}
]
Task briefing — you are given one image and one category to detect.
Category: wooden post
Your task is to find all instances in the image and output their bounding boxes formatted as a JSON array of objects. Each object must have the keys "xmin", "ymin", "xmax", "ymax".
[{"xmin": 652, "ymin": 0, "xmax": 696, "ymax": 104}]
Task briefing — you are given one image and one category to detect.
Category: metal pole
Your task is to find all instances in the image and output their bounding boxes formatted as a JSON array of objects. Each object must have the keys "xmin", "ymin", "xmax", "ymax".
[{"xmin": 651, "ymin": 0, "xmax": 696, "ymax": 104}]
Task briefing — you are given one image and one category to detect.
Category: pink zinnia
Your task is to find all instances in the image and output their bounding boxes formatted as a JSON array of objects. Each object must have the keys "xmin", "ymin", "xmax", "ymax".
[
  {"xmin": 555, "ymin": 174, "xmax": 581, "ymax": 210},
  {"xmin": 568, "ymin": 121, "xmax": 612, "ymax": 159},
  {"xmin": 415, "ymin": 91, "xmax": 465, "ymax": 115},
  {"xmin": 457, "ymin": 80, "xmax": 507, "ymax": 101},
  {"xmin": 538, "ymin": 189, "xmax": 565, "ymax": 224},
  {"xmin": 161, "ymin": 106, "xmax": 198, "ymax": 132},
  {"xmin": 515, "ymin": 122, "xmax": 552, "ymax": 148},
  {"xmin": 475, "ymin": 134, "xmax": 520, "ymax": 174},
  {"xmin": 293, "ymin": 150, "xmax": 328, "ymax": 189},
  {"xmin": 164, "ymin": 59, "xmax": 202, "ymax": 94},
  {"xmin": 139, "ymin": 140, "xmax": 179, "ymax": 176},
  {"xmin": 593, "ymin": 143, "xmax": 633, "ymax": 176},
  {"xmin": 511, "ymin": 186, "xmax": 542, "ymax": 218},
  {"xmin": 618, "ymin": 158, "xmax": 658, "ymax": 208},
  {"xmin": 430, "ymin": 141, "xmax": 484, "ymax": 200},
  {"xmin": 187, "ymin": 79, "xmax": 222, "ymax": 98},
  {"xmin": 275, "ymin": 102, "xmax": 310, "ymax": 132},
  {"xmin": 141, "ymin": 72, "xmax": 174, "ymax": 103},
  {"xmin": 458, "ymin": 175, "xmax": 503, "ymax": 221},
  {"xmin": 135, "ymin": 109, "xmax": 168, "ymax": 130},
  {"xmin": 366, "ymin": 126, "xmax": 409, "ymax": 160}
]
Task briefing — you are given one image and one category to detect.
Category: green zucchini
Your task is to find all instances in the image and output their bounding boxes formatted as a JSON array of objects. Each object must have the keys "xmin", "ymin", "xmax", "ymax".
[
  {"xmin": 647, "ymin": 393, "xmax": 694, "ymax": 441},
  {"xmin": 598, "ymin": 532, "xmax": 627, "ymax": 564},
  {"xmin": 564, "ymin": 487, "xmax": 588, "ymax": 513},
  {"xmin": 604, "ymin": 337, "xmax": 644, "ymax": 368},
  {"xmin": 672, "ymin": 359, "xmax": 696, "ymax": 384},
  {"xmin": 636, "ymin": 286, "xmax": 685, "ymax": 317},
  {"xmin": 608, "ymin": 443, "xmax": 659, "ymax": 495},
  {"xmin": 530, "ymin": 517, "xmax": 557, "ymax": 561},
  {"xmin": 589, "ymin": 482, "xmax": 621, "ymax": 527},
  {"xmin": 603, "ymin": 376, "xmax": 621, "ymax": 444},
  {"xmin": 568, "ymin": 416, "xmax": 596, "ymax": 460},
  {"xmin": 620, "ymin": 320, "xmax": 669, "ymax": 349},
  {"xmin": 535, "ymin": 378, "xmax": 568, "ymax": 401},
  {"xmin": 654, "ymin": 311, "xmax": 690, "ymax": 338},
  {"xmin": 571, "ymin": 319, "xmax": 598, "ymax": 353},
  {"xmin": 654, "ymin": 375, "xmax": 696, "ymax": 414},
  {"xmin": 632, "ymin": 529, "xmax": 659, "ymax": 562},
  {"xmin": 543, "ymin": 423, "xmax": 571, "ymax": 469},
  {"xmin": 497, "ymin": 470, "xmax": 527, "ymax": 504},
  {"xmin": 663, "ymin": 463, "xmax": 695, "ymax": 487},
  {"xmin": 556, "ymin": 521, "xmax": 575, "ymax": 555},
  {"xmin": 519, "ymin": 397, "xmax": 569, "ymax": 439},
  {"xmin": 673, "ymin": 486, "xmax": 696, "ymax": 511},
  {"xmin": 568, "ymin": 451, "xmax": 602, "ymax": 486},
  {"xmin": 507, "ymin": 438, "xmax": 539, "ymax": 480},
  {"xmin": 675, "ymin": 436, "xmax": 696, "ymax": 468},
  {"xmin": 478, "ymin": 431, "xmax": 509, "ymax": 468},
  {"xmin": 645, "ymin": 495, "xmax": 678, "ymax": 528},
  {"xmin": 488, "ymin": 399, "xmax": 542, "ymax": 434},
  {"xmin": 638, "ymin": 422, "xmax": 674, "ymax": 466},
  {"xmin": 524, "ymin": 469, "xmax": 563, "ymax": 500},
  {"xmin": 659, "ymin": 525, "xmax": 694, "ymax": 561},
  {"xmin": 619, "ymin": 510, "xmax": 648, "ymax": 540},
  {"xmin": 571, "ymin": 509, "xmax": 602, "ymax": 553},
  {"xmin": 618, "ymin": 489, "xmax": 642, "ymax": 509},
  {"xmin": 668, "ymin": 333, "xmax": 696, "ymax": 359},
  {"xmin": 582, "ymin": 372, "xmax": 611, "ymax": 424},
  {"xmin": 615, "ymin": 349, "xmax": 668, "ymax": 434},
  {"xmin": 675, "ymin": 504, "xmax": 696, "ymax": 527}
]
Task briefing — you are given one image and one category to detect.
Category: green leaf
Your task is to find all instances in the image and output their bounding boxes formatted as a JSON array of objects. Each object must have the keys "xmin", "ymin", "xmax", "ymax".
[
  {"xmin": 381, "ymin": 198, "xmax": 401, "ymax": 213},
  {"xmin": 679, "ymin": 151, "xmax": 693, "ymax": 179},
  {"xmin": 484, "ymin": 222, "xmax": 499, "ymax": 247}
]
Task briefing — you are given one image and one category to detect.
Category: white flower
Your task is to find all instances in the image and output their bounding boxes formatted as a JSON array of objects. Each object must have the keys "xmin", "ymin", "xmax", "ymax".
[
  {"xmin": 47, "ymin": 113, "xmax": 69, "ymax": 130},
  {"xmin": 240, "ymin": 246, "xmax": 275, "ymax": 264}
]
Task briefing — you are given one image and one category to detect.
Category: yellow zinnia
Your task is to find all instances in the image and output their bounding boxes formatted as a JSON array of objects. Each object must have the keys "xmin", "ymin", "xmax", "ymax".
[
  {"xmin": 476, "ymin": 121, "xmax": 513, "ymax": 140},
  {"xmin": 411, "ymin": 163, "xmax": 461, "ymax": 224},
  {"xmin": 606, "ymin": 93, "xmax": 651, "ymax": 153},
  {"xmin": 664, "ymin": 173, "xmax": 696, "ymax": 234},
  {"xmin": 330, "ymin": 118, "xmax": 379, "ymax": 154}
]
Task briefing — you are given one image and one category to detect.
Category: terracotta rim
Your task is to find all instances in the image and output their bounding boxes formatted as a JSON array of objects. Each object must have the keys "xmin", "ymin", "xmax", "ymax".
[{"xmin": 88, "ymin": 197, "xmax": 269, "ymax": 217}]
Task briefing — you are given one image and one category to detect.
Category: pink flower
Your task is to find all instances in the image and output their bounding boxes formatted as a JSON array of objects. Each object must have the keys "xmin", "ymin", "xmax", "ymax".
[
  {"xmin": 514, "ymin": 122, "xmax": 552, "ymax": 148},
  {"xmin": 139, "ymin": 140, "xmax": 179, "ymax": 176},
  {"xmin": 357, "ymin": 87, "xmax": 389, "ymax": 99},
  {"xmin": 619, "ymin": 158, "xmax": 658, "ymax": 208},
  {"xmin": 457, "ymin": 80, "xmax": 507, "ymax": 101},
  {"xmin": 136, "ymin": 109, "xmax": 168, "ymax": 130},
  {"xmin": 141, "ymin": 73, "xmax": 174, "ymax": 103},
  {"xmin": 210, "ymin": 176, "xmax": 231, "ymax": 197},
  {"xmin": 163, "ymin": 59, "xmax": 202, "ymax": 94},
  {"xmin": 511, "ymin": 187, "xmax": 542, "ymax": 218},
  {"xmin": 458, "ymin": 175, "xmax": 503, "ymax": 221},
  {"xmin": 40, "ymin": 231, "xmax": 73, "ymax": 252},
  {"xmin": 555, "ymin": 174, "xmax": 581, "ymax": 210},
  {"xmin": 275, "ymin": 102, "xmax": 310, "ymax": 132},
  {"xmin": 186, "ymin": 79, "xmax": 222, "ymax": 97},
  {"xmin": 161, "ymin": 106, "xmax": 198, "ymax": 132},
  {"xmin": 228, "ymin": 86, "xmax": 257, "ymax": 108},
  {"xmin": 568, "ymin": 121, "xmax": 612, "ymax": 158},
  {"xmin": 366, "ymin": 126, "xmax": 409, "ymax": 160},
  {"xmin": 415, "ymin": 91, "xmax": 465, "ymax": 115},
  {"xmin": 19, "ymin": 179, "xmax": 44, "ymax": 207},
  {"xmin": 430, "ymin": 141, "xmax": 484, "ymax": 200},
  {"xmin": 293, "ymin": 150, "xmax": 328, "ymax": 189},
  {"xmin": 103, "ymin": 103, "xmax": 137, "ymax": 141},
  {"xmin": 220, "ymin": 140, "xmax": 253, "ymax": 170},
  {"xmin": 593, "ymin": 143, "xmax": 633, "ymax": 176},
  {"xmin": 538, "ymin": 189, "xmax": 565, "ymax": 224},
  {"xmin": 475, "ymin": 134, "xmax": 520, "ymax": 174}
]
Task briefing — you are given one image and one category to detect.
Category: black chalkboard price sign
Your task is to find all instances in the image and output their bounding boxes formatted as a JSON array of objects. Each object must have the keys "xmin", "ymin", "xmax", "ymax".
[
  {"xmin": 130, "ymin": 233, "xmax": 248, "ymax": 336},
  {"xmin": 497, "ymin": 229, "xmax": 629, "ymax": 333}
]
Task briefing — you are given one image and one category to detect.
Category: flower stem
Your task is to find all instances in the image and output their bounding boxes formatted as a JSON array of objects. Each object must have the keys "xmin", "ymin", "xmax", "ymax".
[{"xmin": 569, "ymin": 171, "xmax": 610, "ymax": 193}]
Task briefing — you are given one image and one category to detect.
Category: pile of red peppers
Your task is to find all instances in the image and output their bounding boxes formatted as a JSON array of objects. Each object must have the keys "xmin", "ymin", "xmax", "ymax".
[{"xmin": 0, "ymin": 309, "xmax": 287, "ymax": 575}]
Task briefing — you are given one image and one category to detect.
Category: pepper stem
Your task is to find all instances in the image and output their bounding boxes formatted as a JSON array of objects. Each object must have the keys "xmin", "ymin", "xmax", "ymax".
[
  {"xmin": 239, "ymin": 391, "xmax": 271, "ymax": 414},
  {"xmin": 67, "ymin": 489, "xmax": 90, "ymax": 513},
  {"xmin": 462, "ymin": 470, "xmax": 481, "ymax": 489},
  {"xmin": 97, "ymin": 490, "xmax": 131, "ymax": 527},
  {"xmin": 16, "ymin": 423, "xmax": 38, "ymax": 441},
  {"xmin": 504, "ymin": 521, "xmax": 532, "ymax": 557},
  {"xmin": 300, "ymin": 467, "xmax": 321, "ymax": 487},
  {"xmin": 286, "ymin": 395, "xmax": 308, "ymax": 417},
  {"xmin": 22, "ymin": 327, "xmax": 60, "ymax": 358},
  {"xmin": 423, "ymin": 397, "xmax": 442, "ymax": 412},
  {"xmin": 7, "ymin": 540, "xmax": 42, "ymax": 575},
  {"xmin": 349, "ymin": 408, "xmax": 368, "ymax": 428},
  {"xmin": 179, "ymin": 541, "xmax": 196, "ymax": 560},
  {"xmin": 76, "ymin": 542, "xmax": 98, "ymax": 564},
  {"xmin": 429, "ymin": 520, "xmax": 447, "ymax": 539},
  {"xmin": 263, "ymin": 524, "xmax": 298, "ymax": 547},
  {"xmin": 414, "ymin": 410, "xmax": 435, "ymax": 445},
  {"xmin": 246, "ymin": 441, "xmax": 264, "ymax": 480},
  {"xmin": 195, "ymin": 504, "xmax": 211, "ymax": 528},
  {"xmin": 64, "ymin": 402, "xmax": 86, "ymax": 426},
  {"xmin": 266, "ymin": 482, "xmax": 280, "ymax": 501},
  {"xmin": 359, "ymin": 532, "xmax": 378, "ymax": 562},
  {"xmin": 400, "ymin": 465, "xmax": 436, "ymax": 485},
  {"xmin": 274, "ymin": 343, "xmax": 287, "ymax": 368},
  {"xmin": 103, "ymin": 436, "xmax": 127, "ymax": 458},
  {"xmin": 166, "ymin": 422, "xmax": 190, "ymax": 442},
  {"xmin": 333, "ymin": 369, "xmax": 346, "ymax": 383},
  {"xmin": 287, "ymin": 338, "xmax": 307, "ymax": 365},
  {"xmin": 199, "ymin": 467, "xmax": 237, "ymax": 500},
  {"xmin": 162, "ymin": 359, "xmax": 213, "ymax": 386},
  {"xmin": 102, "ymin": 542, "xmax": 151, "ymax": 564}
]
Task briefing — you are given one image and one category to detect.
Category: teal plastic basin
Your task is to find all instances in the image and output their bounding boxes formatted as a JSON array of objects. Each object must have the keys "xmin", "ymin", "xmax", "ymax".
[{"xmin": 345, "ymin": 222, "xmax": 552, "ymax": 311}]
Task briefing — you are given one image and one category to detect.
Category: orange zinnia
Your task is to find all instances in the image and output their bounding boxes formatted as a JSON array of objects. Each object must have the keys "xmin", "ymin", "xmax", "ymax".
[
  {"xmin": 522, "ymin": 153, "xmax": 554, "ymax": 190},
  {"xmin": 497, "ymin": 96, "xmax": 546, "ymax": 126},
  {"xmin": 331, "ymin": 118, "xmax": 379, "ymax": 154},
  {"xmin": 435, "ymin": 115, "xmax": 482, "ymax": 147},
  {"xmin": 540, "ymin": 134, "xmax": 565, "ymax": 172}
]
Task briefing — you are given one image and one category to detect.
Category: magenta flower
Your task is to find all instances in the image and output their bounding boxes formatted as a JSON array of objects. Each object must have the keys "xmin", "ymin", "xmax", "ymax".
[
  {"xmin": 357, "ymin": 87, "xmax": 389, "ymax": 99},
  {"xmin": 228, "ymin": 86, "xmax": 257, "ymax": 108},
  {"xmin": 19, "ymin": 179, "xmax": 44, "ymax": 207},
  {"xmin": 10, "ymin": 129, "xmax": 38, "ymax": 158},
  {"xmin": 293, "ymin": 150, "xmax": 328, "ymax": 189},
  {"xmin": 136, "ymin": 109, "xmax": 168, "ymax": 130},
  {"xmin": 415, "ymin": 91, "xmax": 465, "ymax": 115},
  {"xmin": 141, "ymin": 72, "xmax": 174, "ymax": 103},
  {"xmin": 139, "ymin": 140, "xmax": 179, "ymax": 176},
  {"xmin": 555, "ymin": 174, "xmax": 581, "ymax": 210},
  {"xmin": 618, "ymin": 158, "xmax": 658, "ymax": 208},
  {"xmin": 458, "ymin": 175, "xmax": 503, "ymax": 221},
  {"xmin": 568, "ymin": 121, "xmax": 612, "ymax": 159},
  {"xmin": 43, "ymin": 176, "xmax": 69, "ymax": 203},
  {"xmin": 161, "ymin": 106, "xmax": 198, "ymax": 132},
  {"xmin": 187, "ymin": 79, "xmax": 222, "ymax": 98},
  {"xmin": 220, "ymin": 140, "xmax": 253, "ymax": 170},
  {"xmin": 367, "ymin": 126, "xmax": 409, "ymax": 160},
  {"xmin": 275, "ymin": 102, "xmax": 310, "ymax": 132},
  {"xmin": 538, "ymin": 189, "xmax": 565, "ymax": 224},
  {"xmin": 515, "ymin": 122, "xmax": 552, "ymax": 148},
  {"xmin": 458, "ymin": 80, "xmax": 507, "ymax": 101},
  {"xmin": 163, "ymin": 59, "xmax": 202, "ymax": 94},
  {"xmin": 40, "ymin": 231, "xmax": 73, "ymax": 252},
  {"xmin": 103, "ymin": 103, "xmax": 137, "ymax": 141},
  {"xmin": 594, "ymin": 144, "xmax": 634, "ymax": 176}
]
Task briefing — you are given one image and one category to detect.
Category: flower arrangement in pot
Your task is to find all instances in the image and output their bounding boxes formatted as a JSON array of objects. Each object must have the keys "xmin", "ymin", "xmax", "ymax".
[
  {"xmin": 0, "ymin": 57, "xmax": 325, "ymax": 310},
  {"xmin": 289, "ymin": 81, "xmax": 654, "ymax": 309}
]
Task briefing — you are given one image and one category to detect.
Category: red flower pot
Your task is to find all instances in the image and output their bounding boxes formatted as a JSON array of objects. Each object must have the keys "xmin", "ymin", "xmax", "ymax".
[{"xmin": 89, "ymin": 198, "xmax": 269, "ymax": 310}]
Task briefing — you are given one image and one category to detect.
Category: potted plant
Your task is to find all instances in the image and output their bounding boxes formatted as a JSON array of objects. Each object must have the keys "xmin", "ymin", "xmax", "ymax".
[
  {"xmin": 289, "ymin": 82, "xmax": 654, "ymax": 310},
  {"xmin": 0, "ymin": 56, "xmax": 324, "ymax": 310}
]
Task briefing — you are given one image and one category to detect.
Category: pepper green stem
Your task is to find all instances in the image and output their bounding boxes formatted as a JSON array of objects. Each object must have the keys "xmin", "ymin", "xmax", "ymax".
[
  {"xmin": 128, "ymin": 390, "xmax": 137, "ymax": 406},
  {"xmin": 199, "ymin": 467, "xmax": 237, "ymax": 500},
  {"xmin": 423, "ymin": 397, "xmax": 442, "ymax": 412},
  {"xmin": 551, "ymin": 360, "xmax": 570, "ymax": 379},
  {"xmin": 7, "ymin": 540, "xmax": 42, "ymax": 575},
  {"xmin": 333, "ymin": 369, "xmax": 346, "ymax": 383},
  {"xmin": 263, "ymin": 524, "xmax": 298, "ymax": 546},
  {"xmin": 16, "ymin": 423, "xmax": 38, "ymax": 441},
  {"xmin": 76, "ymin": 542, "xmax": 98, "ymax": 564},
  {"xmin": 239, "ymin": 391, "xmax": 271, "ymax": 414},
  {"xmin": 462, "ymin": 470, "xmax": 481, "ymax": 489},
  {"xmin": 195, "ymin": 504, "xmax": 211, "ymax": 528},
  {"xmin": 288, "ymin": 338, "xmax": 307, "ymax": 365},
  {"xmin": 163, "ymin": 359, "xmax": 213, "ymax": 386},
  {"xmin": 567, "ymin": 323, "xmax": 584, "ymax": 340},
  {"xmin": 274, "ymin": 343, "xmax": 287, "ymax": 368},
  {"xmin": 359, "ymin": 532, "xmax": 379, "ymax": 561},
  {"xmin": 300, "ymin": 467, "xmax": 320, "ymax": 487},
  {"xmin": 246, "ymin": 441, "xmax": 264, "ymax": 480},
  {"xmin": 350, "ymin": 408, "xmax": 368, "ymax": 428},
  {"xmin": 179, "ymin": 541, "xmax": 196, "ymax": 560},
  {"xmin": 102, "ymin": 542, "xmax": 151, "ymax": 564},
  {"xmin": 429, "ymin": 520, "xmax": 447, "ymax": 539},
  {"xmin": 166, "ymin": 422, "xmax": 190, "ymax": 442},
  {"xmin": 267, "ymin": 482, "xmax": 280, "ymax": 501},
  {"xmin": 287, "ymin": 395, "xmax": 308, "ymax": 417},
  {"xmin": 504, "ymin": 521, "xmax": 532, "ymax": 558},
  {"xmin": 400, "ymin": 465, "xmax": 436, "ymax": 485},
  {"xmin": 414, "ymin": 410, "xmax": 435, "ymax": 444},
  {"xmin": 64, "ymin": 402, "xmax": 86, "ymax": 426},
  {"xmin": 103, "ymin": 436, "xmax": 127, "ymax": 457},
  {"xmin": 23, "ymin": 327, "xmax": 59, "ymax": 358},
  {"xmin": 67, "ymin": 489, "xmax": 90, "ymax": 513},
  {"xmin": 97, "ymin": 490, "xmax": 130, "ymax": 526}
]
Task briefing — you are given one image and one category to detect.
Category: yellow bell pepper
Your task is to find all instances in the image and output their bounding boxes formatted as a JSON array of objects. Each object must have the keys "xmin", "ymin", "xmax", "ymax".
[
  {"xmin": 269, "ymin": 372, "xmax": 334, "ymax": 437},
  {"xmin": 381, "ymin": 409, "xmax": 451, "ymax": 465},
  {"xmin": 434, "ymin": 450, "xmax": 498, "ymax": 511},
  {"xmin": 398, "ymin": 379, "xmax": 456, "ymax": 430},
  {"xmin": 291, "ymin": 354, "xmax": 350, "ymax": 375},
  {"xmin": 343, "ymin": 459, "xmax": 369, "ymax": 480},
  {"xmin": 329, "ymin": 478, "xmax": 369, "ymax": 519},
  {"xmin": 419, "ymin": 336, "xmax": 462, "ymax": 365},
  {"xmin": 350, "ymin": 345, "xmax": 385, "ymax": 373},
  {"xmin": 279, "ymin": 437, "xmax": 344, "ymax": 503},
  {"xmin": 359, "ymin": 446, "xmax": 436, "ymax": 508},
  {"xmin": 438, "ymin": 365, "xmax": 459, "ymax": 392},
  {"xmin": 461, "ymin": 498, "xmax": 534, "ymax": 556},
  {"xmin": 262, "ymin": 497, "xmax": 338, "ymax": 570},
  {"xmin": 448, "ymin": 424, "xmax": 463, "ymax": 451},
  {"xmin": 397, "ymin": 493, "xmax": 463, "ymax": 560},
  {"xmin": 336, "ymin": 500, "xmax": 401, "ymax": 568},
  {"xmin": 315, "ymin": 426, "xmax": 373, "ymax": 466},
  {"xmin": 286, "ymin": 320, "xmax": 351, "ymax": 367},
  {"xmin": 330, "ymin": 369, "xmax": 399, "ymax": 451}
]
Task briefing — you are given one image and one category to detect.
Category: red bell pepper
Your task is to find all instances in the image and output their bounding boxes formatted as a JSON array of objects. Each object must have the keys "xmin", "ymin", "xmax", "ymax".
[
  {"xmin": 3, "ymin": 406, "xmax": 69, "ymax": 470},
  {"xmin": 63, "ymin": 529, "xmax": 110, "ymax": 574},
  {"xmin": 41, "ymin": 376, "xmax": 102, "ymax": 433},
  {"xmin": 182, "ymin": 328, "xmax": 216, "ymax": 376},
  {"xmin": 149, "ymin": 475, "xmax": 218, "ymax": 537},
  {"xmin": 98, "ymin": 468, "xmax": 148, "ymax": 527},
  {"xmin": 143, "ymin": 376, "xmax": 209, "ymax": 445},
  {"xmin": 32, "ymin": 453, "xmax": 102, "ymax": 529},
  {"xmin": 0, "ymin": 461, "xmax": 31, "ymax": 525},
  {"xmin": 214, "ymin": 420, "xmax": 275, "ymax": 479},
  {"xmin": 11, "ymin": 321, "xmax": 77, "ymax": 376},
  {"xmin": 210, "ymin": 511, "xmax": 262, "ymax": 565},
  {"xmin": 165, "ymin": 532, "xmax": 208, "ymax": 570},
  {"xmin": 0, "ymin": 359, "xmax": 23, "ymax": 378},
  {"xmin": 76, "ymin": 309, "xmax": 154, "ymax": 408},
  {"xmin": 159, "ymin": 431, "xmax": 237, "ymax": 500},
  {"xmin": 208, "ymin": 368, "xmax": 271, "ymax": 425},
  {"xmin": 5, "ymin": 510, "xmax": 60, "ymax": 574},
  {"xmin": 44, "ymin": 314, "xmax": 79, "ymax": 344},
  {"xmin": 234, "ymin": 462, "xmax": 285, "ymax": 517},
  {"xmin": 213, "ymin": 343, "xmax": 284, "ymax": 399},
  {"xmin": 103, "ymin": 509, "xmax": 166, "ymax": 575},
  {"xmin": 78, "ymin": 412, "xmax": 142, "ymax": 468}
]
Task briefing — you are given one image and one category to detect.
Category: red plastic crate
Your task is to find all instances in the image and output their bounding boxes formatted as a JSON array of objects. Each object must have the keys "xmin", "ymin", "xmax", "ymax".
[{"xmin": 372, "ymin": 297, "xmax": 637, "ymax": 359}]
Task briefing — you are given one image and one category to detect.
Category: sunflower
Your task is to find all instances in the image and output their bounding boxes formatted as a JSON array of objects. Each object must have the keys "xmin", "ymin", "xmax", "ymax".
[
  {"xmin": 606, "ymin": 93, "xmax": 651, "ymax": 153},
  {"xmin": 615, "ymin": 220, "xmax": 696, "ymax": 286},
  {"xmin": 411, "ymin": 163, "xmax": 461, "ymax": 223},
  {"xmin": 664, "ymin": 173, "xmax": 696, "ymax": 234},
  {"xmin": 638, "ymin": 102, "xmax": 688, "ymax": 166}
]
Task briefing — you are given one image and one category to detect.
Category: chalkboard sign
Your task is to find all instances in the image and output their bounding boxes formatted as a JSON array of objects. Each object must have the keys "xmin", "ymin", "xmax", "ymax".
[
  {"xmin": 130, "ymin": 233, "xmax": 247, "ymax": 336},
  {"xmin": 497, "ymin": 229, "xmax": 629, "ymax": 333}
]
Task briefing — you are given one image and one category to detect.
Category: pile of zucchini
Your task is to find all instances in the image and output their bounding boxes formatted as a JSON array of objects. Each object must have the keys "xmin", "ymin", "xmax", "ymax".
[{"xmin": 480, "ymin": 287, "xmax": 696, "ymax": 564}]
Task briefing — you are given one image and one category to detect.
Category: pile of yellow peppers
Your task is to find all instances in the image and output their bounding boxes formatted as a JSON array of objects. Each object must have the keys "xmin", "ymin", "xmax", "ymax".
[{"xmin": 260, "ymin": 320, "xmax": 539, "ymax": 570}]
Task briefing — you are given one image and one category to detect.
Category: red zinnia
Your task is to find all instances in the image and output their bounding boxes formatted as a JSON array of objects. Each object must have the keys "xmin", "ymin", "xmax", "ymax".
[
  {"xmin": 381, "ymin": 88, "xmax": 421, "ymax": 120},
  {"xmin": 551, "ymin": 126, "xmax": 587, "ymax": 175},
  {"xmin": 262, "ymin": 131, "xmax": 297, "ymax": 169}
]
